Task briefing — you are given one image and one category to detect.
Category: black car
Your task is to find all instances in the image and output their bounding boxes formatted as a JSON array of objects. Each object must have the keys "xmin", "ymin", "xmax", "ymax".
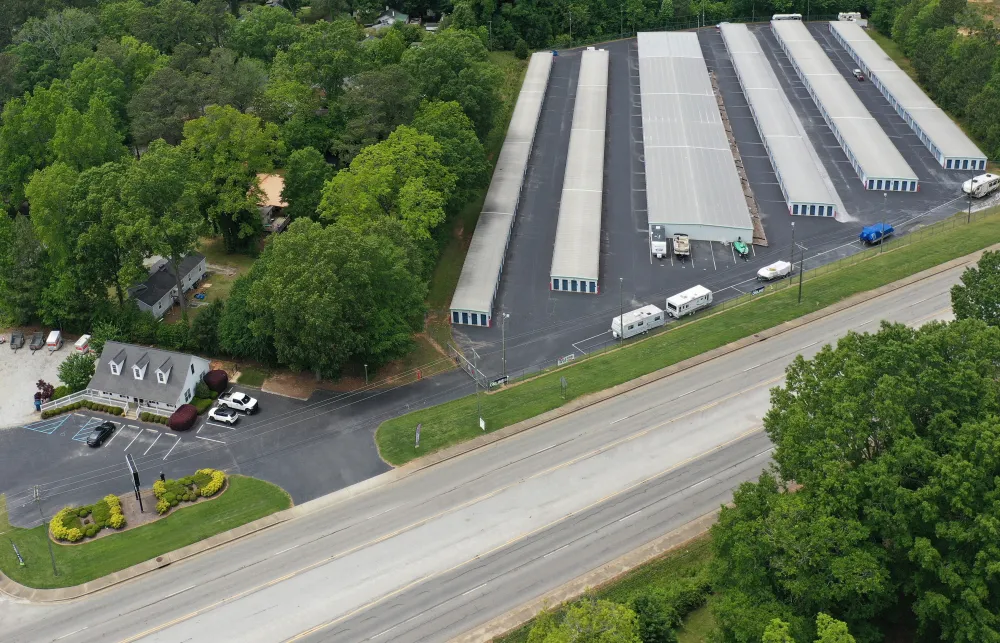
[{"xmin": 86, "ymin": 421, "xmax": 116, "ymax": 447}]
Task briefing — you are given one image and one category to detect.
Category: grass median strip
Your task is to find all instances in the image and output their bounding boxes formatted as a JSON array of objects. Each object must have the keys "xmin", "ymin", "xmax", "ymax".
[
  {"xmin": 0, "ymin": 475, "xmax": 291, "ymax": 589},
  {"xmin": 376, "ymin": 208, "xmax": 1000, "ymax": 466}
]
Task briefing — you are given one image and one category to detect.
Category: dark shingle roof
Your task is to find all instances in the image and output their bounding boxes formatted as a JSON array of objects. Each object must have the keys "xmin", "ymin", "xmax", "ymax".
[{"xmin": 129, "ymin": 254, "xmax": 205, "ymax": 307}]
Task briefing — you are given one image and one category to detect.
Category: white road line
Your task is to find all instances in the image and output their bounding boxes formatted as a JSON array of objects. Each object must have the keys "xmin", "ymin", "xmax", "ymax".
[
  {"xmin": 533, "ymin": 444, "xmax": 557, "ymax": 455},
  {"xmin": 195, "ymin": 436, "xmax": 225, "ymax": 444},
  {"xmin": 742, "ymin": 364, "xmax": 760, "ymax": 372},
  {"xmin": 204, "ymin": 422, "xmax": 235, "ymax": 429},
  {"xmin": 610, "ymin": 416, "xmax": 631, "ymax": 425},
  {"xmin": 372, "ymin": 625, "xmax": 397, "ymax": 639},
  {"xmin": 676, "ymin": 389, "xmax": 697, "ymax": 398},
  {"xmin": 73, "ymin": 413, "xmax": 86, "ymax": 418},
  {"xmin": 54, "ymin": 626, "xmax": 88, "ymax": 640},
  {"xmin": 161, "ymin": 585, "xmax": 196, "ymax": 600},
  {"xmin": 162, "ymin": 438, "xmax": 181, "ymax": 460},
  {"xmin": 123, "ymin": 429, "xmax": 143, "ymax": 451},
  {"xmin": 273, "ymin": 545, "xmax": 300, "ymax": 556},
  {"xmin": 104, "ymin": 426, "xmax": 124, "ymax": 446},
  {"xmin": 753, "ymin": 448, "xmax": 775, "ymax": 458},
  {"xmin": 543, "ymin": 544, "xmax": 570, "ymax": 558},
  {"xmin": 618, "ymin": 509, "xmax": 642, "ymax": 523},
  {"xmin": 690, "ymin": 478, "xmax": 711, "ymax": 489},
  {"xmin": 143, "ymin": 433, "xmax": 162, "ymax": 455},
  {"xmin": 462, "ymin": 582, "xmax": 487, "ymax": 596},
  {"xmin": 145, "ymin": 428, "xmax": 158, "ymax": 433},
  {"xmin": 196, "ymin": 422, "xmax": 205, "ymax": 434}
]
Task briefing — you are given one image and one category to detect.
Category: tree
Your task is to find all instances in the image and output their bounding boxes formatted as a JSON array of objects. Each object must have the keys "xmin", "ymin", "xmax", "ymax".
[
  {"xmin": 527, "ymin": 598, "xmax": 642, "ymax": 643},
  {"xmin": 951, "ymin": 250, "xmax": 1000, "ymax": 326},
  {"xmin": 271, "ymin": 18, "xmax": 361, "ymax": 97},
  {"xmin": 401, "ymin": 29, "xmax": 503, "ymax": 140},
  {"xmin": 282, "ymin": 146, "xmax": 332, "ymax": 220},
  {"xmin": 128, "ymin": 66, "xmax": 203, "ymax": 145},
  {"xmin": 194, "ymin": 47, "xmax": 269, "ymax": 113},
  {"xmin": 814, "ymin": 614, "xmax": 856, "ymax": 643},
  {"xmin": 7, "ymin": 8, "xmax": 101, "ymax": 90},
  {"xmin": 58, "ymin": 352, "xmax": 97, "ymax": 392},
  {"xmin": 330, "ymin": 64, "xmax": 418, "ymax": 162},
  {"xmin": 514, "ymin": 38, "xmax": 529, "ymax": 59},
  {"xmin": 50, "ymin": 98, "xmax": 128, "ymax": 171},
  {"xmin": 630, "ymin": 593, "xmax": 677, "ymax": 643},
  {"xmin": 67, "ymin": 55, "xmax": 129, "ymax": 118},
  {"xmin": 411, "ymin": 99, "xmax": 490, "ymax": 207},
  {"xmin": 182, "ymin": 105, "xmax": 284, "ymax": 250},
  {"xmin": 762, "ymin": 619, "xmax": 796, "ymax": 643},
  {"xmin": 189, "ymin": 299, "xmax": 224, "ymax": 354},
  {"xmin": 0, "ymin": 214, "xmax": 49, "ymax": 325},
  {"xmin": 0, "ymin": 81, "xmax": 68, "ymax": 212},
  {"xmin": 229, "ymin": 4, "xmax": 300, "ymax": 62},
  {"xmin": 217, "ymin": 264, "xmax": 276, "ymax": 364},
  {"xmin": 95, "ymin": 36, "xmax": 167, "ymax": 98}
]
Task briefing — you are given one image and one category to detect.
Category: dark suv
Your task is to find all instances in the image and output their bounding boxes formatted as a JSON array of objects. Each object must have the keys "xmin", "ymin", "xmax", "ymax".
[{"xmin": 86, "ymin": 421, "xmax": 116, "ymax": 447}]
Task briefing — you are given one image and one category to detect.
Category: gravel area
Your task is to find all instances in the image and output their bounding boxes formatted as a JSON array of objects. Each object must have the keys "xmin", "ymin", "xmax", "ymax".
[{"xmin": 0, "ymin": 330, "xmax": 70, "ymax": 428}]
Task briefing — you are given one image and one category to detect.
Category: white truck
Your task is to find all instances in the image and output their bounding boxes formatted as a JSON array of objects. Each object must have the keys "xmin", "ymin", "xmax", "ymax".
[
  {"xmin": 757, "ymin": 260, "xmax": 792, "ymax": 281},
  {"xmin": 962, "ymin": 173, "xmax": 1000, "ymax": 199},
  {"xmin": 612, "ymin": 305, "xmax": 665, "ymax": 339},
  {"xmin": 666, "ymin": 285, "xmax": 713, "ymax": 319},
  {"xmin": 650, "ymin": 225, "xmax": 667, "ymax": 259}
]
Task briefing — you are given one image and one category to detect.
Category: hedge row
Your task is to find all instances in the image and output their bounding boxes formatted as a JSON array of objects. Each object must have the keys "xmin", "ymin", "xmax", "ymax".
[
  {"xmin": 50, "ymin": 494, "xmax": 126, "ymax": 542},
  {"xmin": 41, "ymin": 400, "xmax": 124, "ymax": 419},
  {"xmin": 140, "ymin": 412, "xmax": 170, "ymax": 424},
  {"xmin": 153, "ymin": 468, "xmax": 226, "ymax": 515}
]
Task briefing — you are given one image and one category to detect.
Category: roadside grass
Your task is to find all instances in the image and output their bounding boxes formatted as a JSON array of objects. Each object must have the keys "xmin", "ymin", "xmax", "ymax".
[
  {"xmin": 677, "ymin": 604, "xmax": 716, "ymax": 642},
  {"xmin": 495, "ymin": 535, "xmax": 714, "ymax": 643},
  {"xmin": 0, "ymin": 476, "xmax": 291, "ymax": 589},
  {"xmin": 237, "ymin": 366, "xmax": 269, "ymax": 387},
  {"xmin": 385, "ymin": 334, "xmax": 452, "ymax": 383},
  {"xmin": 376, "ymin": 207, "xmax": 1000, "ymax": 466}
]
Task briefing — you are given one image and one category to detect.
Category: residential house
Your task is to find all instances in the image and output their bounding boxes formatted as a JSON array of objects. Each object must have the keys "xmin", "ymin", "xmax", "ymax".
[
  {"xmin": 129, "ymin": 254, "xmax": 207, "ymax": 320},
  {"xmin": 87, "ymin": 341, "xmax": 210, "ymax": 413},
  {"xmin": 256, "ymin": 172, "xmax": 290, "ymax": 234},
  {"xmin": 373, "ymin": 7, "xmax": 408, "ymax": 30}
]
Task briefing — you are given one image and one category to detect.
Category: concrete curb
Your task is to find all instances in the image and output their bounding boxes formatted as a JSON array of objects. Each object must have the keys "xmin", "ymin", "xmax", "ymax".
[
  {"xmin": 449, "ymin": 510, "xmax": 722, "ymax": 643},
  {"xmin": 1, "ymin": 243, "xmax": 993, "ymax": 603}
]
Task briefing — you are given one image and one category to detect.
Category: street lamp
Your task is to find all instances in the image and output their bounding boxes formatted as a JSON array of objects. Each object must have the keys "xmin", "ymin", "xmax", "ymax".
[
  {"xmin": 364, "ymin": 364, "xmax": 368, "ymax": 386},
  {"xmin": 797, "ymin": 242, "xmax": 806, "ymax": 304},
  {"xmin": 501, "ymin": 312, "xmax": 510, "ymax": 380},
  {"xmin": 618, "ymin": 277, "xmax": 624, "ymax": 345},
  {"xmin": 789, "ymin": 221, "xmax": 795, "ymax": 265},
  {"xmin": 471, "ymin": 346, "xmax": 481, "ymax": 423},
  {"xmin": 881, "ymin": 192, "xmax": 887, "ymax": 254}
]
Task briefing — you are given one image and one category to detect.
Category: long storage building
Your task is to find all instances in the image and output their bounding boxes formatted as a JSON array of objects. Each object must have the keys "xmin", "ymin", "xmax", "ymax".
[
  {"xmin": 771, "ymin": 19, "xmax": 918, "ymax": 192},
  {"xmin": 720, "ymin": 23, "xmax": 839, "ymax": 217},
  {"xmin": 829, "ymin": 20, "xmax": 986, "ymax": 171},
  {"xmin": 638, "ymin": 31, "xmax": 753, "ymax": 243},
  {"xmin": 450, "ymin": 51, "xmax": 553, "ymax": 327},
  {"xmin": 550, "ymin": 47, "xmax": 609, "ymax": 295}
]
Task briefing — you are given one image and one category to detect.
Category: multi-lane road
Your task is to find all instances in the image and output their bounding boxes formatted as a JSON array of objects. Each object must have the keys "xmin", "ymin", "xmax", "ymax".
[{"xmin": 0, "ymin": 264, "xmax": 960, "ymax": 643}]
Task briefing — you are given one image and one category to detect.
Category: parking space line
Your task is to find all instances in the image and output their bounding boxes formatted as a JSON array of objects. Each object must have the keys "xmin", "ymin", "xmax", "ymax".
[
  {"xmin": 22, "ymin": 416, "xmax": 70, "ymax": 435},
  {"xmin": 124, "ymin": 429, "xmax": 143, "ymax": 451},
  {"xmin": 205, "ymin": 422, "xmax": 237, "ymax": 430},
  {"xmin": 143, "ymin": 433, "xmax": 162, "ymax": 455},
  {"xmin": 195, "ymin": 436, "xmax": 225, "ymax": 444},
  {"xmin": 163, "ymin": 438, "xmax": 181, "ymax": 460},
  {"xmin": 71, "ymin": 418, "xmax": 105, "ymax": 443}
]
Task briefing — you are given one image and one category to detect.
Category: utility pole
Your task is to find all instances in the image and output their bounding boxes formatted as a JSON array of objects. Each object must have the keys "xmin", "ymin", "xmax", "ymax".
[
  {"xmin": 618, "ymin": 277, "xmax": 624, "ymax": 344},
  {"xmin": 472, "ymin": 347, "xmax": 481, "ymax": 423},
  {"xmin": 364, "ymin": 363, "xmax": 368, "ymax": 386},
  {"xmin": 501, "ymin": 312, "xmax": 510, "ymax": 379},
  {"xmin": 880, "ymin": 192, "xmax": 887, "ymax": 254},
  {"xmin": 34, "ymin": 486, "xmax": 58, "ymax": 577},
  {"xmin": 797, "ymin": 243, "xmax": 805, "ymax": 303}
]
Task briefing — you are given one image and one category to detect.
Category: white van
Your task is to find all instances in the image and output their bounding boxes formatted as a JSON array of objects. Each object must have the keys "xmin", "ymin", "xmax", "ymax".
[
  {"xmin": 666, "ymin": 285, "xmax": 713, "ymax": 318},
  {"xmin": 612, "ymin": 305, "xmax": 665, "ymax": 339}
]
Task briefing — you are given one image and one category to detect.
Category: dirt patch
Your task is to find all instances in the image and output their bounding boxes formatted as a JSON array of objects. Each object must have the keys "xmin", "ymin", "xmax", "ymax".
[{"xmin": 262, "ymin": 371, "xmax": 317, "ymax": 400}]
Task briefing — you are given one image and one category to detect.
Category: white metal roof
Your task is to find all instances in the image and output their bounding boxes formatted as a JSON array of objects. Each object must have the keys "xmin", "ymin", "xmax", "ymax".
[
  {"xmin": 829, "ymin": 20, "xmax": 986, "ymax": 162},
  {"xmin": 721, "ymin": 23, "xmax": 837, "ymax": 209},
  {"xmin": 771, "ymin": 20, "xmax": 917, "ymax": 183},
  {"xmin": 637, "ymin": 32, "xmax": 753, "ymax": 242},
  {"xmin": 450, "ymin": 52, "xmax": 553, "ymax": 315},
  {"xmin": 550, "ymin": 48, "xmax": 609, "ymax": 283},
  {"xmin": 612, "ymin": 305, "xmax": 664, "ymax": 329},
  {"xmin": 666, "ymin": 284, "xmax": 712, "ymax": 306}
]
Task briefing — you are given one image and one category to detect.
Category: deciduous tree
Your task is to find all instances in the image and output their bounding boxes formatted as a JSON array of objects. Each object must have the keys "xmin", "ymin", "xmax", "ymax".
[
  {"xmin": 282, "ymin": 146, "xmax": 332, "ymax": 220},
  {"xmin": 951, "ymin": 249, "xmax": 1000, "ymax": 327}
]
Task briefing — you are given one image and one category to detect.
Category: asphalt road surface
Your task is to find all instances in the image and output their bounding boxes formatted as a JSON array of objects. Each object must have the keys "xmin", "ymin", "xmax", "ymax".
[{"xmin": 0, "ymin": 265, "xmax": 961, "ymax": 643}]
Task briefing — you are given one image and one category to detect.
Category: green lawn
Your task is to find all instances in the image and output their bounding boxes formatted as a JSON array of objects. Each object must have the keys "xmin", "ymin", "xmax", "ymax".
[
  {"xmin": 677, "ymin": 604, "xmax": 716, "ymax": 643},
  {"xmin": 0, "ymin": 475, "xmax": 291, "ymax": 589},
  {"xmin": 496, "ymin": 536, "xmax": 714, "ymax": 643},
  {"xmin": 376, "ymin": 207, "xmax": 1000, "ymax": 466},
  {"xmin": 237, "ymin": 366, "xmax": 269, "ymax": 387}
]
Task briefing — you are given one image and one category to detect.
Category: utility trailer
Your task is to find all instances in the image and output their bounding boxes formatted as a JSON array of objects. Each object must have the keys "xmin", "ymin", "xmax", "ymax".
[
  {"xmin": 963, "ymin": 173, "xmax": 1000, "ymax": 199},
  {"xmin": 611, "ymin": 305, "xmax": 665, "ymax": 339}
]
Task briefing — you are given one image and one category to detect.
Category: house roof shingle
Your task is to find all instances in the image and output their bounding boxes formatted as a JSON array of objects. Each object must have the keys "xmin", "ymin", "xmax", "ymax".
[
  {"xmin": 88, "ymin": 341, "xmax": 208, "ymax": 406},
  {"xmin": 128, "ymin": 253, "xmax": 205, "ymax": 307}
]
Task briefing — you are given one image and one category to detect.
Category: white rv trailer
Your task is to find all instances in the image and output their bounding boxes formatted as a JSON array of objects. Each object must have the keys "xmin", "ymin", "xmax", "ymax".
[
  {"xmin": 771, "ymin": 13, "xmax": 802, "ymax": 20},
  {"xmin": 963, "ymin": 173, "xmax": 1000, "ymax": 198},
  {"xmin": 611, "ymin": 305, "xmax": 665, "ymax": 339},
  {"xmin": 757, "ymin": 260, "xmax": 792, "ymax": 281},
  {"xmin": 666, "ymin": 285, "xmax": 713, "ymax": 318},
  {"xmin": 838, "ymin": 12, "xmax": 862, "ymax": 21},
  {"xmin": 650, "ymin": 224, "xmax": 667, "ymax": 259}
]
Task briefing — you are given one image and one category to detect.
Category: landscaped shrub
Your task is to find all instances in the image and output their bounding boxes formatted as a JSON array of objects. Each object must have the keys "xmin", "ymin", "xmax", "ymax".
[
  {"xmin": 86, "ymin": 525, "xmax": 98, "ymax": 538},
  {"xmin": 204, "ymin": 369, "xmax": 229, "ymax": 393},
  {"xmin": 104, "ymin": 494, "xmax": 125, "ymax": 529},
  {"xmin": 52, "ymin": 385, "xmax": 70, "ymax": 400},
  {"xmin": 198, "ymin": 468, "xmax": 226, "ymax": 497},
  {"xmin": 140, "ymin": 412, "xmax": 170, "ymax": 424},
  {"xmin": 195, "ymin": 381, "xmax": 211, "ymax": 399},
  {"xmin": 168, "ymin": 404, "xmax": 198, "ymax": 431},
  {"xmin": 151, "ymin": 468, "xmax": 226, "ymax": 515},
  {"xmin": 77, "ymin": 507, "xmax": 90, "ymax": 517},
  {"xmin": 41, "ymin": 400, "xmax": 124, "ymax": 419},
  {"xmin": 192, "ymin": 397, "xmax": 213, "ymax": 414},
  {"xmin": 156, "ymin": 499, "xmax": 170, "ymax": 514}
]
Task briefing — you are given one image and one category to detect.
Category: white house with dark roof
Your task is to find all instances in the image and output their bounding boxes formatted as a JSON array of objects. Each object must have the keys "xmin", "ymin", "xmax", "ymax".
[
  {"xmin": 128, "ymin": 254, "xmax": 206, "ymax": 320},
  {"xmin": 87, "ymin": 341, "xmax": 210, "ymax": 413}
]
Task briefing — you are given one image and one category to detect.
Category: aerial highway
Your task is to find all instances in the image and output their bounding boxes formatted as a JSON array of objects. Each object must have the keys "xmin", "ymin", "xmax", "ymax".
[{"xmin": 0, "ymin": 266, "xmax": 959, "ymax": 643}]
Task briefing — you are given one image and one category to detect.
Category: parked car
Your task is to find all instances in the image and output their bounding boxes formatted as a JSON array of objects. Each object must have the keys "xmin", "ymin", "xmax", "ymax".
[
  {"xmin": 860, "ymin": 222, "xmax": 893, "ymax": 244},
  {"xmin": 28, "ymin": 331, "xmax": 45, "ymax": 352},
  {"xmin": 208, "ymin": 406, "xmax": 240, "ymax": 425},
  {"xmin": 86, "ymin": 421, "xmax": 117, "ymax": 447},
  {"xmin": 218, "ymin": 392, "xmax": 259, "ymax": 414},
  {"xmin": 10, "ymin": 330, "xmax": 24, "ymax": 350},
  {"xmin": 853, "ymin": 68, "xmax": 865, "ymax": 81}
]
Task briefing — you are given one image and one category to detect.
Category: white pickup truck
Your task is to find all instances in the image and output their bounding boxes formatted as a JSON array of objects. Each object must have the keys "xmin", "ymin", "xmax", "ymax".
[{"xmin": 218, "ymin": 392, "xmax": 259, "ymax": 414}]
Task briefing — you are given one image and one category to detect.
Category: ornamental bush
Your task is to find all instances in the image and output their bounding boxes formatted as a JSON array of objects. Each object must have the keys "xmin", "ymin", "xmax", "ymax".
[
  {"xmin": 168, "ymin": 404, "xmax": 198, "ymax": 431},
  {"xmin": 65, "ymin": 527, "xmax": 83, "ymax": 542},
  {"xmin": 104, "ymin": 494, "xmax": 125, "ymax": 529},
  {"xmin": 156, "ymin": 499, "xmax": 170, "ymax": 515},
  {"xmin": 204, "ymin": 369, "xmax": 229, "ymax": 393},
  {"xmin": 198, "ymin": 468, "xmax": 226, "ymax": 497},
  {"xmin": 153, "ymin": 479, "xmax": 166, "ymax": 499},
  {"xmin": 77, "ymin": 507, "xmax": 90, "ymax": 517}
]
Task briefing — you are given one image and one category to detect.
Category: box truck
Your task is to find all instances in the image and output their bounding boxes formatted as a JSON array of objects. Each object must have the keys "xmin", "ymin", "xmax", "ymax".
[
  {"xmin": 666, "ymin": 285, "xmax": 712, "ymax": 318},
  {"xmin": 612, "ymin": 305, "xmax": 665, "ymax": 339}
]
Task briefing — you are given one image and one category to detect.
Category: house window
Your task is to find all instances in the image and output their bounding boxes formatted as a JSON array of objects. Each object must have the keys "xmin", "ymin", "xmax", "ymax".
[
  {"xmin": 571, "ymin": 280, "xmax": 578, "ymax": 292},
  {"xmin": 562, "ymin": 279, "xmax": 568, "ymax": 290},
  {"xmin": 810, "ymin": 205, "xmax": 816, "ymax": 215},
  {"xmin": 893, "ymin": 180, "xmax": 899, "ymax": 191},
  {"xmin": 947, "ymin": 159, "xmax": 953, "ymax": 169},
  {"xmin": 185, "ymin": 388, "xmax": 192, "ymax": 402},
  {"xmin": 191, "ymin": 364, "xmax": 195, "ymax": 374},
  {"xmin": 868, "ymin": 180, "xmax": 874, "ymax": 190},
  {"xmin": 110, "ymin": 363, "xmax": 120, "ymax": 375},
  {"xmin": 553, "ymin": 278, "xmax": 559, "ymax": 290},
  {"xmin": 589, "ymin": 281, "xmax": 596, "ymax": 293},
  {"xmin": 157, "ymin": 372, "xmax": 166, "ymax": 384},
  {"xmin": 481, "ymin": 314, "xmax": 487, "ymax": 326},
  {"xmin": 793, "ymin": 204, "xmax": 799, "ymax": 214},
  {"xmin": 462, "ymin": 312, "xmax": 468, "ymax": 324},
  {"xmin": 133, "ymin": 366, "xmax": 142, "ymax": 379},
  {"xmin": 963, "ymin": 159, "xmax": 969, "ymax": 169},
  {"xmin": 876, "ymin": 180, "xmax": 883, "ymax": 189}
]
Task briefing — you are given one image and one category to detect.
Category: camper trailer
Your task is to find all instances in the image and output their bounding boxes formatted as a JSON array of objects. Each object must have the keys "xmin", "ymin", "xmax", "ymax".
[
  {"xmin": 772, "ymin": 13, "xmax": 803, "ymax": 20},
  {"xmin": 962, "ymin": 173, "xmax": 1000, "ymax": 199},
  {"xmin": 666, "ymin": 285, "xmax": 713, "ymax": 319},
  {"xmin": 611, "ymin": 305, "xmax": 665, "ymax": 339},
  {"xmin": 650, "ymin": 225, "xmax": 667, "ymax": 259}
]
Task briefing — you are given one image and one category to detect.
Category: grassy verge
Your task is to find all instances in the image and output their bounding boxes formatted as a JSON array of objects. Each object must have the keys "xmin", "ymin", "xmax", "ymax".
[
  {"xmin": 376, "ymin": 207, "xmax": 1000, "ymax": 466},
  {"xmin": 237, "ymin": 366, "xmax": 269, "ymax": 387},
  {"xmin": 496, "ymin": 535, "xmax": 714, "ymax": 643},
  {"xmin": 0, "ymin": 476, "xmax": 291, "ymax": 589}
]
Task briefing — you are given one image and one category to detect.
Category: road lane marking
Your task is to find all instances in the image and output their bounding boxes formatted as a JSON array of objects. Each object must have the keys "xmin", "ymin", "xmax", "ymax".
[
  {"xmin": 104, "ymin": 426, "xmax": 124, "ymax": 446},
  {"xmin": 543, "ymin": 544, "xmax": 570, "ymax": 558},
  {"xmin": 114, "ymin": 393, "xmax": 774, "ymax": 643},
  {"xmin": 617, "ymin": 509, "xmax": 642, "ymax": 522},
  {"xmin": 162, "ymin": 585, "xmax": 196, "ymax": 600},
  {"xmin": 204, "ymin": 422, "xmax": 235, "ymax": 429},
  {"xmin": 610, "ymin": 416, "xmax": 630, "ymax": 424},
  {"xmin": 143, "ymin": 433, "xmax": 162, "ymax": 456},
  {"xmin": 533, "ymin": 444, "xmax": 557, "ymax": 455},
  {"xmin": 273, "ymin": 546, "xmax": 300, "ymax": 556},
  {"xmin": 461, "ymin": 583, "xmax": 487, "ymax": 596},
  {"xmin": 123, "ymin": 429, "xmax": 143, "ymax": 451},
  {"xmin": 55, "ymin": 626, "xmax": 88, "ymax": 640},
  {"xmin": 162, "ymin": 438, "xmax": 181, "ymax": 461},
  {"xmin": 372, "ymin": 625, "xmax": 397, "ymax": 639},
  {"xmin": 195, "ymin": 436, "xmax": 225, "ymax": 444}
]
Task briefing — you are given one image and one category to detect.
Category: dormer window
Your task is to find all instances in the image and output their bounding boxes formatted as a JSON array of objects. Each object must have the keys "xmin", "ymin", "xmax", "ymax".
[
  {"xmin": 156, "ymin": 357, "xmax": 172, "ymax": 385},
  {"xmin": 110, "ymin": 362, "xmax": 120, "ymax": 375},
  {"xmin": 133, "ymin": 365, "xmax": 145, "ymax": 380},
  {"xmin": 133, "ymin": 352, "xmax": 149, "ymax": 380},
  {"xmin": 109, "ymin": 348, "xmax": 126, "ymax": 376}
]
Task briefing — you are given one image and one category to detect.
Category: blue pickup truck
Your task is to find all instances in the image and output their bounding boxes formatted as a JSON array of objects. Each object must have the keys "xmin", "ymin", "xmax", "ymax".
[{"xmin": 860, "ymin": 223, "xmax": 894, "ymax": 245}]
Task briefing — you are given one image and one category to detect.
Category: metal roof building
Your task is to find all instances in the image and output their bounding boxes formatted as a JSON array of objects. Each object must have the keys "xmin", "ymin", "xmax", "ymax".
[
  {"xmin": 771, "ymin": 20, "xmax": 919, "ymax": 192},
  {"xmin": 721, "ymin": 23, "xmax": 839, "ymax": 218},
  {"xmin": 829, "ymin": 20, "xmax": 987, "ymax": 171},
  {"xmin": 638, "ymin": 31, "xmax": 753, "ymax": 243},
  {"xmin": 550, "ymin": 47, "xmax": 609, "ymax": 295},
  {"xmin": 450, "ymin": 51, "xmax": 553, "ymax": 327}
]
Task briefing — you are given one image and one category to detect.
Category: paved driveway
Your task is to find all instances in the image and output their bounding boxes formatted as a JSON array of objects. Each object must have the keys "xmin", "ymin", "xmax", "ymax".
[{"xmin": 0, "ymin": 332, "xmax": 68, "ymax": 428}]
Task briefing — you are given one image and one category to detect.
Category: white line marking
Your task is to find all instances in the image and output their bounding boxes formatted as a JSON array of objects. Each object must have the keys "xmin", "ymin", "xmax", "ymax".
[
  {"xmin": 204, "ymin": 422, "xmax": 235, "ymax": 429},
  {"xmin": 618, "ymin": 509, "xmax": 642, "ymax": 522},
  {"xmin": 690, "ymin": 478, "xmax": 710, "ymax": 488},
  {"xmin": 610, "ymin": 416, "xmax": 631, "ymax": 425},
  {"xmin": 73, "ymin": 413, "xmax": 86, "ymax": 418},
  {"xmin": 676, "ymin": 389, "xmax": 697, "ymax": 398},
  {"xmin": 162, "ymin": 585, "xmax": 196, "ymax": 600},
  {"xmin": 195, "ymin": 436, "xmax": 225, "ymax": 444},
  {"xmin": 372, "ymin": 626, "xmax": 397, "ymax": 639},
  {"xmin": 462, "ymin": 582, "xmax": 487, "ymax": 596},
  {"xmin": 123, "ymin": 429, "xmax": 143, "ymax": 451},
  {"xmin": 55, "ymin": 626, "xmax": 88, "ymax": 640},
  {"xmin": 543, "ymin": 544, "xmax": 570, "ymax": 558},
  {"xmin": 533, "ymin": 444, "xmax": 557, "ymax": 455},
  {"xmin": 753, "ymin": 448, "xmax": 775, "ymax": 458},
  {"xmin": 163, "ymin": 438, "xmax": 181, "ymax": 460},
  {"xmin": 104, "ymin": 426, "xmax": 124, "ymax": 446},
  {"xmin": 273, "ymin": 546, "xmax": 300, "ymax": 556},
  {"xmin": 143, "ymin": 433, "xmax": 162, "ymax": 455},
  {"xmin": 145, "ymin": 428, "xmax": 158, "ymax": 433},
  {"xmin": 742, "ymin": 364, "xmax": 760, "ymax": 372},
  {"xmin": 196, "ymin": 422, "xmax": 205, "ymax": 434}
]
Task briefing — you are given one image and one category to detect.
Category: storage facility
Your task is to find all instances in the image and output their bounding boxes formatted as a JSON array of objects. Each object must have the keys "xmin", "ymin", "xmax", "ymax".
[
  {"xmin": 450, "ymin": 51, "xmax": 553, "ymax": 327},
  {"xmin": 637, "ymin": 31, "xmax": 753, "ymax": 243},
  {"xmin": 829, "ymin": 20, "xmax": 987, "ymax": 171},
  {"xmin": 771, "ymin": 20, "xmax": 918, "ymax": 192},
  {"xmin": 720, "ymin": 23, "xmax": 839, "ymax": 217},
  {"xmin": 550, "ymin": 47, "xmax": 609, "ymax": 295}
]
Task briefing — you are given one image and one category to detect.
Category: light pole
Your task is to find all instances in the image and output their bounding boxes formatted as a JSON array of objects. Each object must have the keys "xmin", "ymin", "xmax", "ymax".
[
  {"xmin": 364, "ymin": 363, "xmax": 368, "ymax": 386},
  {"xmin": 881, "ymin": 192, "xmax": 887, "ymax": 254},
  {"xmin": 487, "ymin": 20, "xmax": 492, "ymax": 51},
  {"xmin": 618, "ymin": 277, "xmax": 624, "ymax": 344},
  {"xmin": 34, "ymin": 486, "xmax": 58, "ymax": 577},
  {"xmin": 501, "ymin": 312, "xmax": 510, "ymax": 379},
  {"xmin": 797, "ymin": 243, "xmax": 805, "ymax": 304},
  {"xmin": 620, "ymin": 4, "xmax": 624, "ymax": 38},
  {"xmin": 968, "ymin": 188, "xmax": 973, "ymax": 224},
  {"xmin": 471, "ymin": 347, "xmax": 481, "ymax": 423},
  {"xmin": 789, "ymin": 221, "xmax": 795, "ymax": 265},
  {"xmin": 569, "ymin": 9, "xmax": 573, "ymax": 47}
]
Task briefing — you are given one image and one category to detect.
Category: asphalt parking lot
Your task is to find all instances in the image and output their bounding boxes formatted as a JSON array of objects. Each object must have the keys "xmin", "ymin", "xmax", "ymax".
[{"xmin": 453, "ymin": 28, "xmax": 973, "ymax": 379}]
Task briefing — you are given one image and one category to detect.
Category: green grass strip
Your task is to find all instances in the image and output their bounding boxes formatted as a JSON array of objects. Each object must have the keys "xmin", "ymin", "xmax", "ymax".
[
  {"xmin": 0, "ymin": 475, "xmax": 291, "ymax": 589},
  {"xmin": 376, "ymin": 207, "xmax": 1000, "ymax": 466}
]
